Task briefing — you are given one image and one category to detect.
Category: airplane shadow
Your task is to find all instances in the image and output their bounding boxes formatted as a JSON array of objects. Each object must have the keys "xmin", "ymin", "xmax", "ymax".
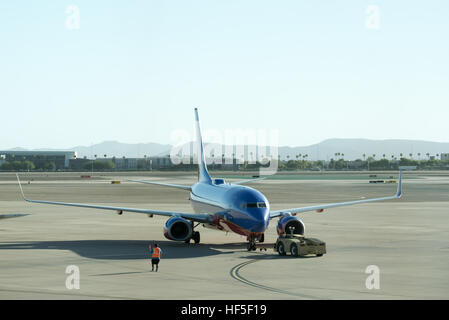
[
  {"xmin": 0, "ymin": 240, "xmax": 254, "ymax": 260},
  {"xmin": 240, "ymin": 253, "xmax": 319, "ymax": 260}
]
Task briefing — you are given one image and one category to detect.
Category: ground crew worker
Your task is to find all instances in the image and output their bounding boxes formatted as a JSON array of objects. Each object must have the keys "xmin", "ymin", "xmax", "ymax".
[{"xmin": 149, "ymin": 243, "xmax": 162, "ymax": 272}]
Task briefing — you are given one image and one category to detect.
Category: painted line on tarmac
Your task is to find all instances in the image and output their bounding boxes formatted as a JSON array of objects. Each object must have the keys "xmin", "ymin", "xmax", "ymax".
[{"xmin": 230, "ymin": 258, "xmax": 321, "ymax": 299}]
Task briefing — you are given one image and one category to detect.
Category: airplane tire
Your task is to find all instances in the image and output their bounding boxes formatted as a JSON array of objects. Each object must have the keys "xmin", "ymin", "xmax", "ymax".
[{"xmin": 193, "ymin": 231, "xmax": 200, "ymax": 244}]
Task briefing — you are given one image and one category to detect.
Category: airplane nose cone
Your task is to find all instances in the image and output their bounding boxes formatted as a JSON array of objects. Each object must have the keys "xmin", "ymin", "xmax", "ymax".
[
  {"xmin": 248, "ymin": 209, "xmax": 269, "ymax": 233},
  {"xmin": 250, "ymin": 221, "xmax": 267, "ymax": 233}
]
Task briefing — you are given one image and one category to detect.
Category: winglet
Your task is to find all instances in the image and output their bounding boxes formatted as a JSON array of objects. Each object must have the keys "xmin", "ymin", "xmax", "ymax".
[
  {"xmin": 16, "ymin": 174, "xmax": 27, "ymax": 201},
  {"xmin": 396, "ymin": 169, "xmax": 403, "ymax": 198}
]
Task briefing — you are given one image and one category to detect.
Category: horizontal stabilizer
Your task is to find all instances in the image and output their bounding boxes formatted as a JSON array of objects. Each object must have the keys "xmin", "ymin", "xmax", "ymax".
[
  {"xmin": 232, "ymin": 177, "xmax": 266, "ymax": 185},
  {"xmin": 127, "ymin": 179, "xmax": 191, "ymax": 190}
]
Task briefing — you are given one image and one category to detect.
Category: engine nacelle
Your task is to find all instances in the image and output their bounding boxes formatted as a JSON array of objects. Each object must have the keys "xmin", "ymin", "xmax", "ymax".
[
  {"xmin": 163, "ymin": 217, "xmax": 192, "ymax": 241},
  {"xmin": 277, "ymin": 215, "xmax": 305, "ymax": 236}
]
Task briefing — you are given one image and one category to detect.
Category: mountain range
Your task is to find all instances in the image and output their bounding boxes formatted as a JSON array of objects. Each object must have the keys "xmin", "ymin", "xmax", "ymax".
[{"xmin": 5, "ymin": 139, "xmax": 449, "ymax": 161}]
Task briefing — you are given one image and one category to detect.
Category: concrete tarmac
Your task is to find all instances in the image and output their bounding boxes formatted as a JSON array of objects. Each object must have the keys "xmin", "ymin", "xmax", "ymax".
[{"xmin": 0, "ymin": 172, "xmax": 448, "ymax": 299}]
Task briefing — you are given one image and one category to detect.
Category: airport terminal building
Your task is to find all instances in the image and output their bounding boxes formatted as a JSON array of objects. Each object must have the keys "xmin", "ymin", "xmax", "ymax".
[{"xmin": 0, "ymin": 150, "xmax": 76, "ymax": 169}]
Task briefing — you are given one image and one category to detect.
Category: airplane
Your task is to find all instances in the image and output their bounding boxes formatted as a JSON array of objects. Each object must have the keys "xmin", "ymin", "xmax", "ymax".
[{"xmin": 17, "ymin": 108, "xmax": 403, "ymax": 251}]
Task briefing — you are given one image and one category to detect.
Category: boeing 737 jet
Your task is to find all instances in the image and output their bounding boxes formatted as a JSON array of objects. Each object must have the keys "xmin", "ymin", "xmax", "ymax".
[{"xmin": 17, "ymin": 109, "xmax": 402, "ymax": 250}]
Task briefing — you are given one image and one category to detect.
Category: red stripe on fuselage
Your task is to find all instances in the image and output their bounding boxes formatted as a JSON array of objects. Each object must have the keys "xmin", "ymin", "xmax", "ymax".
[{"xmin": 190, "ymin": 193, "xmax": 264, "ymax": 237}]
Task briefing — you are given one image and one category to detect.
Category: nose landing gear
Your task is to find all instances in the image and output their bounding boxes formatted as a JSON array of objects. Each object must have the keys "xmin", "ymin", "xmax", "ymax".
[
  {"xmin": 247, "ymin": 234, "xmax": 264, "ymax": 251},
  {"xmin": 247, "ymin": 239, "xmax": 257, "ymax": 251}
]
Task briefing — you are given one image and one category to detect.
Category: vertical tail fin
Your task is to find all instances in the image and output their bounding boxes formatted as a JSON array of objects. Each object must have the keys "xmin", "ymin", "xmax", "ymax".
[{"xmin": 194, "ymin": 108, "xmax": 212, "ymax": 184}]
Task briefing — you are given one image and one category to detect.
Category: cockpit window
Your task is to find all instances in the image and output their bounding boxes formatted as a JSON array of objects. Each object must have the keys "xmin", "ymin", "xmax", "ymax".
[
  {"xmin": 241, "ymin": 202, "xmax": 267, "ymax": 209},
  {"xmin": 214, "ymin": 179, "xmax": 225, "ymax": 185}
]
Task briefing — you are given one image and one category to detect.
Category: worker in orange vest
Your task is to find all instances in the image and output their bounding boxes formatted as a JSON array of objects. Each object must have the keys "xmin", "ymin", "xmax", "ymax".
[{"xmin": 149, "ymin": 243, "xmax": 162, "ymax": 272}]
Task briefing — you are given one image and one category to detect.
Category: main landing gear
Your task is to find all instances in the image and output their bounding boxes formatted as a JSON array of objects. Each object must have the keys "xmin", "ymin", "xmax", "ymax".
[
  {"xmin": 185, "ymin": 231, "xmax": 200, "ymax": 244},
  {"xmin": 185, "ymin": 223, "xmax": 201, "ymax": 244}
]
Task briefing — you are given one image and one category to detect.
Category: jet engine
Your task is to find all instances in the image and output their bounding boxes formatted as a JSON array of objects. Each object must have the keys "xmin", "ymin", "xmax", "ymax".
[
  {"xmin": 163, "ymin": 217, "xmax": 192, "ymax": 241},
  {"xmin": 276, "ymin": 215, "xmax": 305, "ymax": 236}
]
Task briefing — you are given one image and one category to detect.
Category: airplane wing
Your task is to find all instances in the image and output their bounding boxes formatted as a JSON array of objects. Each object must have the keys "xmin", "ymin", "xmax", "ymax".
[
  {"xmin": 232, "ymin": 177, "xmax": 266, "ymax": 185},
  {"xmin": 127, "ymin": 179, "xmax": 191, "ymax": 191},
  {"xmin": 269, "ymin": 170, "xmax": 402, "ymax": 219},
  {"xmin": 17, "ymin": 175, "xmax": 210, "ymax": 223}
]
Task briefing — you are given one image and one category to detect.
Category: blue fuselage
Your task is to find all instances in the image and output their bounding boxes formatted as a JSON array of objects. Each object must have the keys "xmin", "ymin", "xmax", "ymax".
[{"xmin": 190, "ymin": 181, "xmax": 270, "ymax": 237}]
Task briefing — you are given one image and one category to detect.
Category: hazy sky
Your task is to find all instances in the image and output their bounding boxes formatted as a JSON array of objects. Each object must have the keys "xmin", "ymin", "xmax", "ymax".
[{"xmin": 1, "ymin": 1, "xmax": 448, "ymax": 149}]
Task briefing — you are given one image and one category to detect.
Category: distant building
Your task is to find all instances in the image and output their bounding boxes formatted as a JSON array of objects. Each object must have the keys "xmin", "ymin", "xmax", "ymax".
[
  {"xmin": 441, "ymin": 153, "xmax": 449, "ymax": 161},
  {"xmin": 0, "ymin": 150, "xmax": 76, "ymax": 169},
  {"xmin": 99, "ymin": 156, "xmax": 173, "ymax": 170},
  {"xmin": 69, "ymin": 158, "xmax": 91, "ymax": 170},
  {"xmin": 149, "ymin": 156, "xmax": 172, "ymax": 169},
  {"xmin": 110, "ymin": 157, "xmax": 138, "ymax": 170}
]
